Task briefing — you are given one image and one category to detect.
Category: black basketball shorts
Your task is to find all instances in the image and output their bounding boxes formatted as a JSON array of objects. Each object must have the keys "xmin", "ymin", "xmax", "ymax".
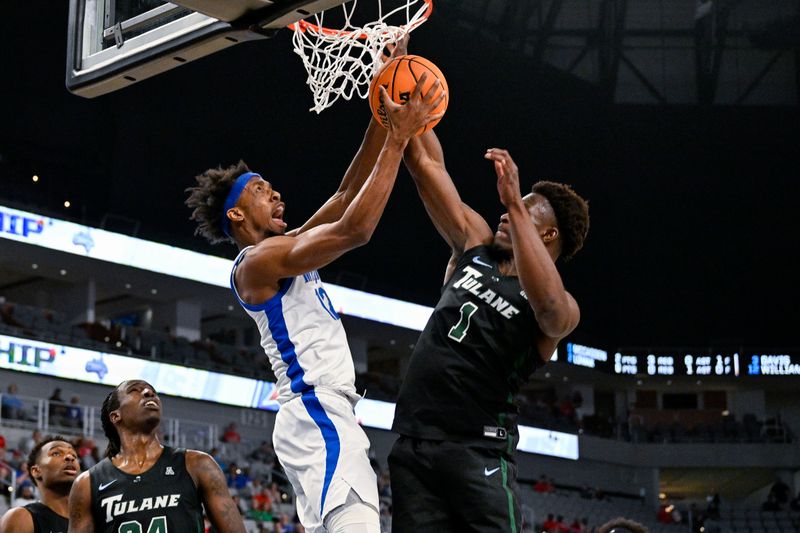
[{"xmin": 388, "ymin": 436, "xmax": 523, "ymax": 533}]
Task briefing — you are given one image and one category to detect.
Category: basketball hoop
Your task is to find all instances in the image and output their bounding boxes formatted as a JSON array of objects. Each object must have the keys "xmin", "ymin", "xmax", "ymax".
[{"xmin": 289, "ymin": 0, "xmax": 433, "ymax": 113}]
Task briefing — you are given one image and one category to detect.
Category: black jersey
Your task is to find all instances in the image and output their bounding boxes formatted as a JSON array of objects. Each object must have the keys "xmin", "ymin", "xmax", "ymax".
[
  {"xmin": 24, "ymin": 502, "xmax": 68, "ymax": 533},
  {"xmin": 392, "ymin": 245, "xmax": 546, "ymax": 447},
  {"xmin": 89, "ymin": 447, "xmax": 203, "ymax": 533}
]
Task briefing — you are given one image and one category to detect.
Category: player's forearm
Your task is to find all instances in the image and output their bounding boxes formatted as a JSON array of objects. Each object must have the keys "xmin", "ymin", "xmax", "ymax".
[
  {"xmin": 404, "ymin": 130, "xmax": 446, "ymax": 183},
  {"xmin": 208, "ymin": 508, "xmax": 247, "ymax": 533},
  {"xmin": 507, "ymin": 201, "xmax": 572, "ymax": 337},
  {"xmin": 67, "ymin": 519, "xmax": 95, "ymax": 533},
  {"xmin": 404, "ymin": 131, "xmax": 479, "ymax": 253},
  {"xmin": 338, "ymin": 118, "xmax": 388, "ymax": 201},
  {"xmin": 337, "ymin": 136, "xmax": 407, "ymax": 243}
]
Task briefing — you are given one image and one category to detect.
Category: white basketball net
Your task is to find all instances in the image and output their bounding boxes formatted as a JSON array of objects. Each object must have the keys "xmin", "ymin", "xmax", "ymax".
[{"xmin": 290, "ymin": 0, "xmax": 432, "ymax": 113}]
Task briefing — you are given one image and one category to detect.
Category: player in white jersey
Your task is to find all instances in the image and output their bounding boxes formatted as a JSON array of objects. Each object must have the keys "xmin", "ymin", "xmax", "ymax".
[{"xmin": 185, "ymin": 41, "xmax": 445, "ymax": 533}]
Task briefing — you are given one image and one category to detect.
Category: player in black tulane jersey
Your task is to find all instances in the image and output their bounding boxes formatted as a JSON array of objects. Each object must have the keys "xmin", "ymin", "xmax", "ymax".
[
  {"xmin": 67, "ymin": 380, "xmax": 245, "ymax": 533},
  {"xmin": 0, "ymin": 436, "xmax": 79, "ymax": 533},
  {"xmin": 390, "ymin": 127, "xmax": 590, "ymax": 532}
]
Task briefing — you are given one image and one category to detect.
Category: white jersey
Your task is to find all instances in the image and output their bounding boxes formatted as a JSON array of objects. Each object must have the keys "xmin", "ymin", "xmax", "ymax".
[{"xmin": 230, "ymin": 246, "xmax": 357, "ymax": 404}]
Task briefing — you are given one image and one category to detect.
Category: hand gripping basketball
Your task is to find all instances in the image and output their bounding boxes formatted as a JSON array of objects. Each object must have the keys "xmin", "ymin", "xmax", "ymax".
[
  {"xmin": 370, "ymin": 54, "xmax": 449, "ymax": 136},
  {"xmin": 378, "ymin": 73, "xmax": 446, "ymax": 140}
]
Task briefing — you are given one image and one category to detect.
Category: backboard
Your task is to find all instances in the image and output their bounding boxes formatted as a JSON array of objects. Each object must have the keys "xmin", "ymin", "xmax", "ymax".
[{"xmin": 66, "ymin": 0, "xmax": 348, "ymax": 98}]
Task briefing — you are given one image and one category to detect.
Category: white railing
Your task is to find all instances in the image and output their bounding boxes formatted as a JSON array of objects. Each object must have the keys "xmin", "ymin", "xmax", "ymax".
[{"xmin": 0, "ymin": 393, "xmax": 216, "ymax": 451}]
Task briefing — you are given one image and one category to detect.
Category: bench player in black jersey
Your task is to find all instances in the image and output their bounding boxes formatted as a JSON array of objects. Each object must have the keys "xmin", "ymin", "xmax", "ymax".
[
  {"xmin": 0, "ymin": 436, "xmax": 79, "ymax": 533},
  {"xmin": 67, "ymin": 380, "xmax": 245, "ymax": 533},
  {"xmin": 390, "ymin": 128, "xmax": 590, "ymax": 532}
]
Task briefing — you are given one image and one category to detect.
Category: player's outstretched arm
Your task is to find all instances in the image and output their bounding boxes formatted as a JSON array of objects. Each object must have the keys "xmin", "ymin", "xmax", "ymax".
[
  {"xmin": 404, "ymin": 129, "xmax": 494, "ymax": 259},
  {"xmin": 238, "ymin": 76, "xmax": 445, "ymax": 289},
  {"xmin": 0, "ymin": 507, "xmax": 34, "ymax": 533},
  {"xmin": 486, "ymin": 148, "xmax": 579, "ymax": 341},
  {"xmin": 288, "ymin": 38, "xmax": 410, "ymax": 236},
  {"xmin": 67, "ymin": 472, "xmax": 95, "ymax": 533},
  {"xmin": 186, "ymin": 451, "xmax": 246, "ymax": 533}
]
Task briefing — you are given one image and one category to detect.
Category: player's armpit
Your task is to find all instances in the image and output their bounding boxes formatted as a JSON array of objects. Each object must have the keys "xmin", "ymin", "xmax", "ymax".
[
  {"xmin": 532, "ymin": 293, "xmax": 579, "ymax": 363},
  {"xmin": 237, "ymin": 226, "xmax": 363, "ymax": 297},
  {"xmin": 0, "ymin": 506, "xmax": 34, "ymax": 533},
  {"xmin": 68, "ymin": 472, "xmax": 95, "ymax": 533},
  {"xmin": 186, "ymin": 451, "xmax": 246, "ymax": 533}
]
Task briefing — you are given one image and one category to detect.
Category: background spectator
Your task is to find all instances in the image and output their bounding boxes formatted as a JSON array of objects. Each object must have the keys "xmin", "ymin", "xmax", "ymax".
[
  {"xmin": 226, "ymin": 462, "xmax": 250, "ymax": 491},
  {"xmin": 222, "ymin": 422, "xmax": 242, "ymax": 443},
  {"xmin": 762, "ymin": 492, "xmax": 781, "ymax": 511},
  {"xmin": 569, "ymin": 517, "xmax": 584, "ymax": 533},
  {"xmin": 535, "ymin": 474, "xmax": 555, "ymax": 494},
  {"xmin": 770, "ymin": 477, "xmax": 791, "ymax": 506},
  {"xmin": 249, "ymin": 441, "xmax": 276, "ymax": 464},
  {"xmin": 2, "ymin": 384, "xmax": 25, "ymax": 420},
  {"xmin": 543, "ymin": 513, "xmax": 557, "ymax": 532},
  {"xmin": 706, "ymin": 490, "xmax": 720, "ymax": 519},
  {"xmin": 65, "ymin": 396, "xmax": 83, "ymax": 428},
  {"xmin": 18, "ymin": 428, "xmax": 41, "ymax": 456},
  {"xmin": 77, "ymin": 438, "xmax": 98, "ymax": 470},
  {"xmin": 48, "ymin": 387, "xmax": 67, "ymax": 426},
  {"xmin": 14, "ymin": 483, "xmax": 37, "ymax": 507}
]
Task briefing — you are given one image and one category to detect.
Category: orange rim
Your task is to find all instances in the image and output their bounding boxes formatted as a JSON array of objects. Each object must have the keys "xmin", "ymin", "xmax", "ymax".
[{"xmin": 289, "ymin": 0, "xmax": 433, "ymax": 40}]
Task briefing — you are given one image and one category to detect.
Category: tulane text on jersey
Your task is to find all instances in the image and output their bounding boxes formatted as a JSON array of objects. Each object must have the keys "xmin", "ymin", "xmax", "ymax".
[{"xmin": 99, "ymin": 493, "xmax": 181, "ymax": 523}]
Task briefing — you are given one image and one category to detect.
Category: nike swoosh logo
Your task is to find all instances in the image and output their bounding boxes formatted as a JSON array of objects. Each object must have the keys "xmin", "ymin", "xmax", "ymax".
[
  {"xmin": 98, "ymin": 480, "xmax": 117, "ymax": 491},
  {"xmin": 473, "ymin": 256, "xmax": 493, "ymax": 268},
  {"xmin": 484, "ymin": 467, "xmax": 500, "ymax": 476}
]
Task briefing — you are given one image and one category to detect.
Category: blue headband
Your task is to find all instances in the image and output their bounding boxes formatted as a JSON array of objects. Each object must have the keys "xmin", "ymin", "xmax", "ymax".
[{"xmin": 221, "ymin": 172, "xmax": 260, "ymax": 237}]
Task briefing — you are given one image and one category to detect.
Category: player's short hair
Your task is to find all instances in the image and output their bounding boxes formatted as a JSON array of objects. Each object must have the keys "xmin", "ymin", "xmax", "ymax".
[
  {"xmin": 101, "ymin": 389, "xmax": 122, "ymax": 459},
  {"xmin": 185, "ymin": 160, "xmax": 251, "ymax": 244},
  {"xmin": 27, "ymin": 436, "xmax": 73, "ymax": 486},
  {"xmin": 598, "ymin": 517, "xmax": 649, "ymax": 533},
  {"xmin": 532, "ymin": 181, "xmax": 590, "ymax": 261}
]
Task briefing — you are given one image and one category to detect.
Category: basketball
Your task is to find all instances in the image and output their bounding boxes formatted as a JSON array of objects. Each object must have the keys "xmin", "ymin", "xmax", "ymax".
[{"xmin": 369, "ymin": 54, "xmax": 449, "ymax": 135}]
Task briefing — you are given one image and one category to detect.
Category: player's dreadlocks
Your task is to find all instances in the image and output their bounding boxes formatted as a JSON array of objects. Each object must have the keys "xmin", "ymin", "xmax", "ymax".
[
  {"xmin": 185, "ymin": 160, "xmax": 251, "ymax": 244},
  {"xmin": 532, "ymin": 180, "xmax": 590, "ymax": 261},
  {"xmin": 100, "ymin": 388, "xmax": 122, "ymax": 459}
]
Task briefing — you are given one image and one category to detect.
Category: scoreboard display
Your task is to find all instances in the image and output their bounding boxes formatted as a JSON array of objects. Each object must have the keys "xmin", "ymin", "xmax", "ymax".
[
  {"xmin": 612, "ymin": 351, "xmax": 739, "ymax": 377},
  {"xmin": 746, "ymin": 354, "xmax": 800, "ymax": 376},
  {"xmin": 562, "ymin": 343, "xmax": 799, "ymax": 378}
]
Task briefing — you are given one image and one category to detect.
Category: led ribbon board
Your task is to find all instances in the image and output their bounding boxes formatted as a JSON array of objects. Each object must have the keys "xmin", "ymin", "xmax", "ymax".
[
  {"xmin": 0, "ymin": 204, "xmax": 432, "ymax": 331},
  {"xmin": 0, "ymin": 332, "xmax": 579, "ymax": 460}
]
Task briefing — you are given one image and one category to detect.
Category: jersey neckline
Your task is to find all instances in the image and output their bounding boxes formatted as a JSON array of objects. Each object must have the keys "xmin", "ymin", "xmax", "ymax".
[
  {"xmin": 462, "ymin": 244, "xmax": 519, "ymax": 279},
  {"xmin": 107, "ymin": 445, "xmax": 171, "ymax": 479}
]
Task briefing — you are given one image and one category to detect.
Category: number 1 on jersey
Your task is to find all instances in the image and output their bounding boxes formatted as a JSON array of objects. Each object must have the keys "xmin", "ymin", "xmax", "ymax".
[{"xmin": 448, "ymin": 302, "xmax": 478, "ymax": 342}]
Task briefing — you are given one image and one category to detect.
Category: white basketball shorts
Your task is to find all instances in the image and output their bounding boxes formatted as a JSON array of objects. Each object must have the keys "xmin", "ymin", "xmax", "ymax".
[{"xmin": 272, "ymin": 389, "xmax": 379, "ymax": 532}]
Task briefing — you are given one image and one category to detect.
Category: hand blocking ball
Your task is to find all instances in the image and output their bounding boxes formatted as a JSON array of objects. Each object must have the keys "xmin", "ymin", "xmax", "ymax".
[{"xmin": 369, "ymin": 55, "xmax": 449, "ymax": 136}]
